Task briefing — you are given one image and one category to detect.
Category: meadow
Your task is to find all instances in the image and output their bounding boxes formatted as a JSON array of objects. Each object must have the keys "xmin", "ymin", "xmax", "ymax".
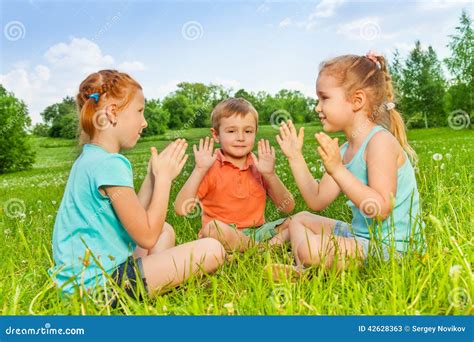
[{"xmin": 0, "ymin": 124, "xmax": 472, "ymax": 315}]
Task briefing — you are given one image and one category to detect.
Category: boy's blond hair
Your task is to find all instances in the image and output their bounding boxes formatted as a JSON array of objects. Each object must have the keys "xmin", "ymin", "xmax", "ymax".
[{"xmin": 211, "ymin": 98, "xmax": 258, "ymax": 132}]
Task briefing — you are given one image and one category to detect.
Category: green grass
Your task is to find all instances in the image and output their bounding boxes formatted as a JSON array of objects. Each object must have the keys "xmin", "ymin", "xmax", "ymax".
[{"xmin": 0, "ymin": 125, "xmax": 473, "ymax": 315}]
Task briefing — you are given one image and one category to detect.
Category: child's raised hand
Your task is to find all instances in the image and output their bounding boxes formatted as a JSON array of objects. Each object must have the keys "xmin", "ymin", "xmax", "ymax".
[
  {"xmin": 315, "ymin": 132, "xmax": 343, "ymax": 176},
  {"xmin": 276, "ymin": 120, "xmax": 304, "ymax": 160},
  {"xmin": 251, "ymin": 139, "xmax": 276, "ymax": 176},
  {"xmin": 193, "ymin": 137, "xmax": 217, "ymax": 171},
  {"xmin": 151, "ymin": 139, "xmax": 189, "ymax": 181}
]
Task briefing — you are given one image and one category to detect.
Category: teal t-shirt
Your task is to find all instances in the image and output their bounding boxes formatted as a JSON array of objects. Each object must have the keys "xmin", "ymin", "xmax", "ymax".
[
  {"xmin": 339, "ymin": 125, "xmax": 423, "ymax": 253},
  {"xmin": 48, "ymin": 144, "xmax": 136, "ymax": 294}
]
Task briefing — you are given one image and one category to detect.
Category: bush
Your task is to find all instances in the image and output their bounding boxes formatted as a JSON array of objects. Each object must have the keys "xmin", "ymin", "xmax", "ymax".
[{"xmin": 0, "ymin": 85, "xmax": 36, "ymax": 173}]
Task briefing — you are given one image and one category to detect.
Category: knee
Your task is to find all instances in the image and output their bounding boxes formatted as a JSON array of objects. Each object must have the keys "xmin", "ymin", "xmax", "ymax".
[
  {"xmin": 201, "ymin": 220, "xmax": 223, "ymax": 238},
  {"xmin": 296, "ymin": 238, "xmax": 334, "ymax": 268},
  {"xmin": 289, "ymin": 211, "xmax": 310, "ymax": 232},
  {"xmin": 200, "ymin": 238, "xmax": 226, "ymax": 267}
]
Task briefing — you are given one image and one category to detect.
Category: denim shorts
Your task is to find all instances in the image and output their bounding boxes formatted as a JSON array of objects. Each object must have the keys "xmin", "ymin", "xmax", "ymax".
[
  {"xmin": 111, "ymin": 256, "xmax": 148, "ymax": 299},
  {"xmin": 333, "ymin": 221, "xmax": 402, "ymax": 261}
]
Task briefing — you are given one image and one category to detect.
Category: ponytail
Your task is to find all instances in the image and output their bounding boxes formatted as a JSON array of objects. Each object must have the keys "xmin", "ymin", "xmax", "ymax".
[{"xmin": 376, "ymin": 56, "xmax": 417, "ymax": 163}]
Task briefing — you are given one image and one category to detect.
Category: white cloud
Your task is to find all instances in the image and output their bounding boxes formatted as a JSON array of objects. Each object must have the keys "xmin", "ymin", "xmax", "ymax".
[
  {"xmin": 279, "ymin": 0, "xmax": 345, "ymax": 30},
  {"xmin": 118, "ymin": 61, "xmax": 146, "ymax": 72},
  {"xmin": 44, "ymin": 37, "xmax": 115, "ymax": 73},
  {"xmin": 1, "ymin": 37, "xmax": 145, "ymax": 124},
  {"xmin": 309, "ymin": 0, "xmax": 345, "ymax": 19},
  {"xmin": 257, "ymin": 3, "xmax": 270, "ymax": 14}
]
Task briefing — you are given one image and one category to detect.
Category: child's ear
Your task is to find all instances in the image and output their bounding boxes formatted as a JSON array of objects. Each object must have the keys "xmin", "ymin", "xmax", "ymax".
[
  {"xmin": 210, "ymin": 128, "xmax": 219, "ymax": 143},
  {"xmin": 351, "ymin": 90, "xmax": 366, "ymax": 113},
  {"xmin": 104, "ymin": 104, "xmax": 118, "ymax": 122}
]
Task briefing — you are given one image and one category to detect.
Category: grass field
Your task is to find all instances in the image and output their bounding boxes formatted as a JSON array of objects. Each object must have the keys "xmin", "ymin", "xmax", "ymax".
[{"xmin": 0, "ymin": 124, "xmax": 472, "ymax": 315}]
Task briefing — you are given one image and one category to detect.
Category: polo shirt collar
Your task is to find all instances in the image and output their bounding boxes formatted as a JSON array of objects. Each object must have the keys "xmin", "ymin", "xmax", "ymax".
[{"xmin": 216, "ymin": 149, "xmax": 254, "ymax": 170}]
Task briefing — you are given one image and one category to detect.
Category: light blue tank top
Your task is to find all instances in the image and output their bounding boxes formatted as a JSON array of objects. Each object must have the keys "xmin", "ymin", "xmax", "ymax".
[{"xmin": 339, "ymin": 125, "xmax": 423, "ymax": 252}]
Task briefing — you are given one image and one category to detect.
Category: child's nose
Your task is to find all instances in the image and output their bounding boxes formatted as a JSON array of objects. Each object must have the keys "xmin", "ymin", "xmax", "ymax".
[
  {"xmin": 315, "ymin": 102, "xmax": 321, "ymax": 114},
  {"xmin": 142, "ymin": 119, "xmax": 148, "ymax": 128}
]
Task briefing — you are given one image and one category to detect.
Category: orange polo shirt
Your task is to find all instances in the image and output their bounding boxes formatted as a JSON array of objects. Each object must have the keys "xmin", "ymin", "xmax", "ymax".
[{"xmin": 197, "ymin": 149, "xmax": 268, "ymax": 229}]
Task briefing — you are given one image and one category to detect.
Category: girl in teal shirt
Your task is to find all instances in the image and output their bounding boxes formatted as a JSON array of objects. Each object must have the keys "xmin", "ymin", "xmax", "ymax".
[
  {"xmin": 274, "ymin": 52, "xmax": 423, "ymax": 274},
  {"xmin": 49, "ymin": 70, "xmax": 225, "ymax": 297}
]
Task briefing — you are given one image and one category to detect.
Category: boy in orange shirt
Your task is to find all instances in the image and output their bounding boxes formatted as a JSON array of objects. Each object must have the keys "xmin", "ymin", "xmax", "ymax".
[{"xmin": 174, "ymin": 98, "xmax": 295, "ymax": 252}]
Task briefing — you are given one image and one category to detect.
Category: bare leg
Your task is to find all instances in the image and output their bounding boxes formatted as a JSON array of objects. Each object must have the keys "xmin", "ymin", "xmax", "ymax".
[
  {"xmin": 140, "ymin": 238, "xmax": 226, "ymax": 295},
  {"xmin": 268, "ymin": 218, "xmax": 291, "ymax": 246},
  {"xmin": 199, "ymin": 220, "xmax": 252, "ymax": 252},
  {"xmin": 133, "ymin": 222, "xmax": 176, "ymax": 258},
  {"xmin": 289, "ymin": 213, "xmax": 365, "ymax": 270}
]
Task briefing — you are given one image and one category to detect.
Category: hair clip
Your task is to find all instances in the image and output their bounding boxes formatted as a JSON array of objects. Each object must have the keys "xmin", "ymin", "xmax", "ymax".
[
  {"xmin": 88, "ymin": 93, "xmax": 100, "ymax": 103},
  {"xmin": 365, "ymin": 50, "xmax": 380, "ymax": 65},
  {"xmin": 385, "ymin": 102, "xmax": 395, "ymax": 110}
]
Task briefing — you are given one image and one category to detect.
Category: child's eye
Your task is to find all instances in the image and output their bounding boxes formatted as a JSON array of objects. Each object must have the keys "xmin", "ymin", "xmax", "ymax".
[
  {"xmin": 228, "ymin": 130, "xmax": 235, "ymax": 133},
  {"xmin": 246, "ymin": 130, "xmax": 254, "ymax": 134}
]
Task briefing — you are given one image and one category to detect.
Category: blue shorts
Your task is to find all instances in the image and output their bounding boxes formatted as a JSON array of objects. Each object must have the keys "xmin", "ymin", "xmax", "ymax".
[
  {"xmin": 333, "ymin": 221, "xmax": 402, "ymax": 261},
  {"xmin": 111, "ymin": 256, "xmax": 148, "ymax": 300}
]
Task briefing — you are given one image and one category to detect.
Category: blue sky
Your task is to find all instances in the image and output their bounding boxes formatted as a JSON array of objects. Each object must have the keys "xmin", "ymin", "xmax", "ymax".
[{"xmin": 0, "ymin": 0, "xmax": 471, "ymax": 124}]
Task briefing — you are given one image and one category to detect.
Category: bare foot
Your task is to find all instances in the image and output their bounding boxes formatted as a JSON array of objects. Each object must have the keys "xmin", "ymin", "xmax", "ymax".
[{"xmin": 264, "ymin": 263, "xmax": 305, "ymax": 282}]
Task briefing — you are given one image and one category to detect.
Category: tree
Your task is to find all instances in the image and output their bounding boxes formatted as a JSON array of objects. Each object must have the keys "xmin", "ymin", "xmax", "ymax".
[
  {"xmin": 444, "ymin": 10, "xmax": 473, "ymax": 122},
  {"xmin": 0, "ymin": 84, "xmax": 36, "ymax": 173},
  {"xmin": 142, "ymin": 99, "xmax": 170, "ymax": 136},
  {"xmin": 395, "ymin": 41, "xmax": 446, "ymax": 127},
  {"xmin": 40, "ymin": 97, "xmax": 78, "ymax": 138}
]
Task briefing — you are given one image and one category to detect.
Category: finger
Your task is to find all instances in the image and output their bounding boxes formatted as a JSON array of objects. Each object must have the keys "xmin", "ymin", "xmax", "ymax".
[
  {"xmin": 298, "ymin": 127, "xmax": 305, "ymax": 143},
  {"xmin": 265, "ymin": 139, "xmax": 271, "ymax": 154},
  {"xmin": 258, "ymin": 140, "xmax": 263, "ymax": 156},
  {"xmin": 281, "ymin": 121, "xmax": 291, "ymax": 136},
  {"xmin": 199, "ymin": 138, "xmax": 203, "ymax": 151},
  {"xmin": 175, "ymin": 143, "xmax": 188, "ymax": 164},
  {"xmin": 172, "ymin": 140, "xmax": 187, "ymax": 160},
  {"xmin": 209, "ymin": 137, "xmax": 214, "ymax": 152},
  {"xmin": 204, "ymin": 136, "xmax": 209, "ymax": 151},
  {"xmin": 271, "ymin": 146, "xmax": 276, "ymax": 158},
  {"xmin": 317, "ymin": 146, "xmax": 328, "ymax": 160},
  {"xmin": 287, "ymin": 120, "xmax": 295, "ymax": 134},
  {"xmin": 178, "ymin": 154, "xmax": 189, "ymax": 170},
  {"xmin": 250, "ymin": 152, "xmax": 258, "ymax": 164},
  {"xmin": 276, "ymin": 134, "xmax": 283, "ymax": 146},
  {"xmin": 193, "ymin": 144, "xmax": 197, "ymax": 155},
  {"xmin": 150, "ymin": 146, "xmax": 158, "ymax": 157}
]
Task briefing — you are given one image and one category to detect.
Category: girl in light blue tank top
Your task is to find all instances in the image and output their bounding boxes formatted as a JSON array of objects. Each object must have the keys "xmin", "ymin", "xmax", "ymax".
[{"xmin": 274, "ymin": 53, "xmax": 424, "ymax": 272}]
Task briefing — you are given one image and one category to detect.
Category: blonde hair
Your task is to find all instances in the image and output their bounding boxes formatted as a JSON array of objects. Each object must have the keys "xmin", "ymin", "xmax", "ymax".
[
  {"xmin": 211, "ymin": 98, "xmax": 258, "ymax": 132},
  {"xmin": 319, "ymin": 54, "xmax": 417, "ymax": 161},
  {"xmin": 76, "ymin": 69, "xmax": 142, "ymax": 144}
]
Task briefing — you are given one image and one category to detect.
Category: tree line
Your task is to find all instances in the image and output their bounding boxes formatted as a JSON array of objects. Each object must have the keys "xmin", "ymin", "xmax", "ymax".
[{"xmin": 0, "ymin": 10, "xmax": 471, "ymax": 173}]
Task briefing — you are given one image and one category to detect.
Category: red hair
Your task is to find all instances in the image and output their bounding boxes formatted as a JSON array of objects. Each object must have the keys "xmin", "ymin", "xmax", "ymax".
[{"xmin": 76, "ymin": 69, "xmax": 142, "ymax": 143}]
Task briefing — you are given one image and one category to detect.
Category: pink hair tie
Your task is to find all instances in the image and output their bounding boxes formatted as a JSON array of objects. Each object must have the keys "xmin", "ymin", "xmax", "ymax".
[{"xmin": 365, "ymin": 50, "xmax": 380, "ymax": 65}]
